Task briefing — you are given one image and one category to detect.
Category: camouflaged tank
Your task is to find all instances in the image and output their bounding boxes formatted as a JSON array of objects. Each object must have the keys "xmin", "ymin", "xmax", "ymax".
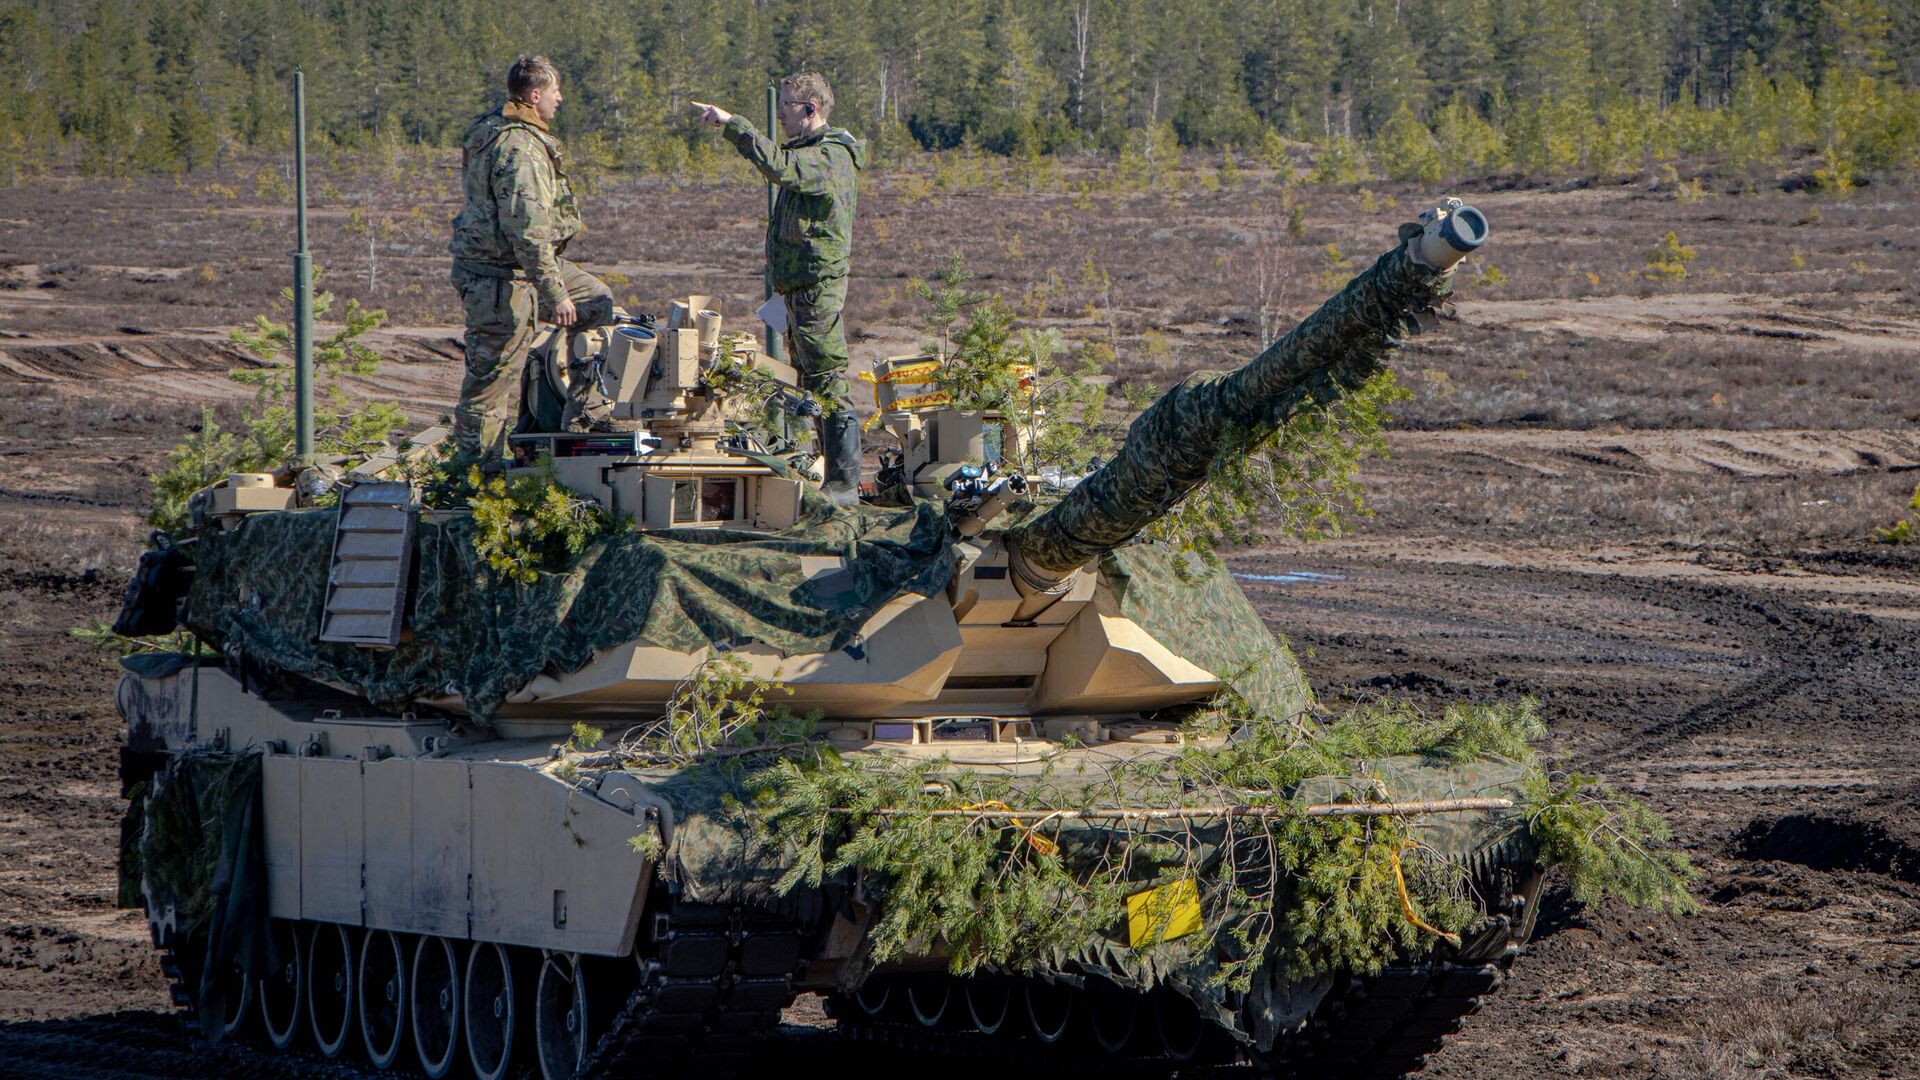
[{"xmin": 114, "ymin": 202, "xmax": 1542, "ymax": 1080}]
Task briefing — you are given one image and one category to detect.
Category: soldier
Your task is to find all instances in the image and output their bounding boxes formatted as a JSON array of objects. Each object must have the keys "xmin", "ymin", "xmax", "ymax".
[
  {"xmin": 692, "ymin": 74, "xmax": 867, "ymax": 506},
  {"xmin": 450, "ymin": 55, "xmax": 620, "ymax": 468}
]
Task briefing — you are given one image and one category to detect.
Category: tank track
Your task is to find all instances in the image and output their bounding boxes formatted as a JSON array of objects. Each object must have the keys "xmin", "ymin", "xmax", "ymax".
[
  {"xmin": 1261, "ymin": 957, "xmax": 1515, "ymax": 1078},
  {"xmin": 146, "ymin": 906, "xmax": 219, "ymax": 1039},
  {"xmin": 825, "ymin": 955, "xmax": 1515, "ymax": 1078},
  {"xmin": 576, "ymin": 898, "xmax": 807, "ymax": 1078},
  {"xmin": 825, "ymin": 878, "xmax": 1540, "ymax": 1079}
]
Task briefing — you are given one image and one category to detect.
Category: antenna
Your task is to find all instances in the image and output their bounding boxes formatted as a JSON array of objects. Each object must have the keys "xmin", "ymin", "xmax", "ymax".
[{"xmin": 292, "ymin": 71, "xmax": 314, "ymax": 462}]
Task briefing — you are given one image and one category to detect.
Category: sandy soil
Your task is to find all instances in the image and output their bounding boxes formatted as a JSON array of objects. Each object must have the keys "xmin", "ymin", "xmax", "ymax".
[{"xmin": 1, "ymin": 163, "xmax": 1917, "ymax": 1078}]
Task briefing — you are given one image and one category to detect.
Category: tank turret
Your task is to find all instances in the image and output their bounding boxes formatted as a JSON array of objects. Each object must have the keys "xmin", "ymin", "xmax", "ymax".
[{"xmin": 1008, "ymin": 200, "xmax": 1487, "ymax": 591}]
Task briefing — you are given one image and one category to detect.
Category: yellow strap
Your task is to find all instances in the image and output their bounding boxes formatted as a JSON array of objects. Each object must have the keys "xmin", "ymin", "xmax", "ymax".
[
  {"xmin": 960, "ymin": 800, "xmax": 1060, "ymax": 856},
  {"xmin": 863, "ymin": 389, "xmax": 956, "ymax": 430},
  {"xmin": 871, "ymin": 359, "xmax": 945, "ymax": 384},
  {"xmin": 1391, "ymin": 840, "xmax": 1461, "ymax": 947}
]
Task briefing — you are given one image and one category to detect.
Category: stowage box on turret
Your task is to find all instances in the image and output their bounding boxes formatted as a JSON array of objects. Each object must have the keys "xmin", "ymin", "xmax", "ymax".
[{"xmin": 116, "ymin": 203, "xmax": 1542, "ymax": 1080}]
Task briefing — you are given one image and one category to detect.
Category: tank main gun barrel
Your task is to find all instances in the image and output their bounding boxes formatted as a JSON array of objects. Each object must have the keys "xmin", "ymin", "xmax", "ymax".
[{"xmin": 1006, "ymin": 202, "xmax": 1488, "ymax": 590}]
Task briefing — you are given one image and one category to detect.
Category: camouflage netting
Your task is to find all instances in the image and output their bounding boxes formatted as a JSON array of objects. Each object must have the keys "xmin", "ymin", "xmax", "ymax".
[
  {"xmin": 122, "ymin": 749, "xmax": 266, "ymax": 1044},
  {"xmin": 1100, "ymin": 542, "xmax": 1314, "ymax": 721},
  {"xmin": 185, "ymin": 496, "xmax": 956, "ymax": 721},
  {"xmin": 642, "ymin": 748, "xmax": 1533, "ymax": 1050},
  {"xmin": 1059, "ymin": 757, "xmax": 1535, "ymax": 1049},
  {"xmin": 185, "ymin": 488, "xmax": 1315, "ymax": 725}
]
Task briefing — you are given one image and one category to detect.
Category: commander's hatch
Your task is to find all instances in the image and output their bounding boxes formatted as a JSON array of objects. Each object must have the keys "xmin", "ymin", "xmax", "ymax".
[{"xmin": 318, "ymin": 481, "xmax": 417, "ymax": 647}]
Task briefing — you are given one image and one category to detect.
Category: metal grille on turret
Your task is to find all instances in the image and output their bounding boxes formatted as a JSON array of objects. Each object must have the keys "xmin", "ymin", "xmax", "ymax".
[{"xmin": 318, "ymin": 481, "xmax": 416, "ymax": 647}]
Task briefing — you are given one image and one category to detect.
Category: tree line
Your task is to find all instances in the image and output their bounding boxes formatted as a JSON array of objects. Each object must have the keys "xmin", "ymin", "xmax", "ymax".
[{"xmin": 1, "ymin": 0, "xmax": 1916, "ymax": 182}]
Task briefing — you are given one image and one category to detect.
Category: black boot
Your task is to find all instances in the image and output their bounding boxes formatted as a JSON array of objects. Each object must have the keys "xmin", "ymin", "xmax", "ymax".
[{"xmin": 820, "ymin": 411, "xmax": 862, "ymax": 508}]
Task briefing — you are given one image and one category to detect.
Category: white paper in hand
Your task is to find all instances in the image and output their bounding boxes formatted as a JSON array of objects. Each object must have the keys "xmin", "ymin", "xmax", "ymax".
[{"xmin": 755, "ymin": 294, "xmax": 789, "ymax": 334}]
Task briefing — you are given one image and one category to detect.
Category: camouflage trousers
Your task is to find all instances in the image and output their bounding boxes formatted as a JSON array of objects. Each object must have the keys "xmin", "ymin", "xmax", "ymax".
[
  {"xmin": 781, "ymin": 274, "xmax": 852, "ymax": 415},
  {"xmin": 452, "ymin": 259, "xmax": 614, "ymax": 464}
]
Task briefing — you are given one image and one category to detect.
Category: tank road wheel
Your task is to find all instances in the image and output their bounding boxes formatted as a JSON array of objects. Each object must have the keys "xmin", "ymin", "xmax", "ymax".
[
  {"xmin": 307, "ymin": 922, "xmax": 358, "ymax": 1058},
  {"xmin": 259, "ymin": 918, "xmax": 305, "ymax": 1049},
  {"xmin": 1153, "ymin": 990, "xmax": 1216, "ymax": 1063},
  {"xmin": 358, "ymin": 929, "xmax": 408, "ymax": 1068},
  {"xmin": 964, "ymin": 980, "xmax": 1012, "ymax": 1035},
  {"xmin": 185, "ymin": 943, "xmax": 253, "ymax": 1042},
  {"xmin": 534, "ymin": 952, "xmax": 589, "ymax": 1080},
  {"xmin": 852, "ymin": 979, "xmax": 893, "ymax": 1019},
  {"xmin": 465, "ymin": 941, "xmax": 522, "ymax": 1080},
  {"xmin": 410, "ymin": 935, "xmax": 462, "ymax": 1079},
  {"xmin": 1025, "ymin": 980, "xmax": 1076, "ymax": 1045},
  {"xmin": 1087, "ymin": 984, "xmax": 1138, "ymax": 1054},
  {"xmin": 907, "ymin": 977, "xmax": 952, "ymax": 1029}
]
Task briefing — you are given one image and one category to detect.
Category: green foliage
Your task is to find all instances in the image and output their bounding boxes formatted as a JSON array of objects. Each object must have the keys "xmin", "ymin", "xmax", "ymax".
[
  {"xmin": 1642, "ymin": 231, "xmax": 1697, "ymax": 281},
  {"xmin": 1873, "ymin": 519, "xmax": 1916, "ymax": 544},
  {"xmin": 147, "ymin": 407, "xmax": 245, "ymax": 535},
  {"xmin": 1145, "ymin": 370, "xmax": 1411, "ymax": 566},
  {"xmin": 145, "ymin": 272, "xmax": 396, "ymax": 534},
  {"xmin": 1871, "ymin": 483, "xmax": 1920, "ymax": 543},
  {"xmin": 9, "ymin": 0, "xmax": 1920, "ymax": 181},
  {"xmin": 1376, "ymin": 104, "xmax": 1443, "ymax": 183},
  {"xmin": 610, "ymin": 653, "xmax": 819, "ymax": 767},
  {"xmin": 909, "ymin": 254, "xmax": 1123, "ymax": 476},
  {"xmin": 705, "ymin": 333, "xmax": 821, "ymax": 456},
  {"xmin": 69, "ymin": 618, "xmax": 215, "ymax": 660},
  {"xmin": 1307, "ymin": 135, "xmax": 1373, "ymax": 186},
  {"xmin": 1521, "ymin": 771, "xmax": 1698, "ymax": 914},
  {"xmin": 909, "ymin": 253, "xmax": 994, "ymax": 367},
  {"xmin": 467, "ymin": 459, "xmax": 610, "ymax": 585},
  {"xmin": 742, "ymin": 693, "xmax": 1694, "ymax": 986}
]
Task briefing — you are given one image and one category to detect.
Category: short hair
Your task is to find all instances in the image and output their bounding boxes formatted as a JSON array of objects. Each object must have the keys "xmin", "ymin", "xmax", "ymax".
[
  {"xmin": 781, "ymin": 72, "xmax": 834, "ymax": 121},
  {"xmin": 508, "ymin": 55, "xmax": 560, "ymax": 99}
]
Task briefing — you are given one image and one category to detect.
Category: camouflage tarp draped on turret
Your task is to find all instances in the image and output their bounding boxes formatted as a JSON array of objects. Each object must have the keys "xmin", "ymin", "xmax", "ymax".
[
  {"xmin": 1100, "ymin": 542, "xmax": 1314, "ymax": 722},
  {"xmin": 184, "ymin": 489, "xmax": 1322, "ymax": 725},
  {"xmin": 184, "ymin": 496, "xmax": 957, "ymax": 720},
  {"xmin": 1014, "ymin": 243, "xmax": 1454, "ymax": 575}
]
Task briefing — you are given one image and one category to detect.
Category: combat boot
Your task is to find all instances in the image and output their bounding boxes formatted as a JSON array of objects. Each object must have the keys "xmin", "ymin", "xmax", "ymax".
[{"xmin": 819, "ymin": 411, "xmax": 862, "ymax": 508}]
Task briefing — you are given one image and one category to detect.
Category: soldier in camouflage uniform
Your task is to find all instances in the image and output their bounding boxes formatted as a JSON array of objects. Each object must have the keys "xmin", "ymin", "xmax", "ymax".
[
  {"xmin": 694, "ymin": 74, "xmax": 867, "ymax": 505},
  {"xmin": 449, "ymin": 55, "xmax": 618, "ymax": 468}
]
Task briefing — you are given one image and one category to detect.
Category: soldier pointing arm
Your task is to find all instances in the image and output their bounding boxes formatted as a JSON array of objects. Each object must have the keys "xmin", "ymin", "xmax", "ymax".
[{"xmin": 693, "ymin": 74, "xmax": 867, "ymax": 507}]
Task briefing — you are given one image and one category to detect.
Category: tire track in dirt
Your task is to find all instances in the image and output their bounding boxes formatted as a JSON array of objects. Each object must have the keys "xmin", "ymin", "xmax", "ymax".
[{"xmin": 1237, "ymin": 550, "xmax": 1916, "ymax": 780}]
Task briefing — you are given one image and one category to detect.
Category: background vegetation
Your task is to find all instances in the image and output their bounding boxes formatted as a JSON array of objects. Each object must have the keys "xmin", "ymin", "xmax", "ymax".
[{"xmin": 3, "ymin": 0, "xmax": 1918, "ymax": 184}]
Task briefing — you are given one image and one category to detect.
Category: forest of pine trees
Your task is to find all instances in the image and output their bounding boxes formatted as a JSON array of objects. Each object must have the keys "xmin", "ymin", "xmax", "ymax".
[{"xmin": 1, "ymin": 0, "xmax": 1916, "ymax": 182}]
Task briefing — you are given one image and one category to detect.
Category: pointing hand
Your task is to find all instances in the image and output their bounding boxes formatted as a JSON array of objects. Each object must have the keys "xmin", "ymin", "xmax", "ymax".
[{"xmin": 690, "ymin": 101, "xmax": 732, "ymax": 127}]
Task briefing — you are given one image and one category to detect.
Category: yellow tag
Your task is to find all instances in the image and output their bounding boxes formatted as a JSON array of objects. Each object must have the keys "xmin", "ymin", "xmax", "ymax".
[{"xmin": 1125, "ymin": 879, "xmax": 1202, "ymax": 948}]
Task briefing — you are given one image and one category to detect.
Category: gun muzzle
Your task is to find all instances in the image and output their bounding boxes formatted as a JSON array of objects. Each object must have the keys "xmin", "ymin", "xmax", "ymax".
[{"xmin": 1410, "ymin": 203, "xmax": 1489, "ymax": 271}]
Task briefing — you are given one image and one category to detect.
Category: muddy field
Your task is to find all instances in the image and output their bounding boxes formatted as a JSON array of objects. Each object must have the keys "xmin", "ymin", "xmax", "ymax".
[{"xmin": 2, "ymin": 157, "xmax": 1918, "ymax": 1078}]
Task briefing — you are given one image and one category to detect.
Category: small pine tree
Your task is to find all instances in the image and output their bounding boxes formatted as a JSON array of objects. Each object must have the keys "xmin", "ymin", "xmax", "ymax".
[
  {"xmin": 1642, "ymin": 232, "xmax": 1696, "ymax": 281},
  {"xmin": 1376, "ymin": 104, "xmax": 1444, "ymax": 183},
  {"xmin": 146, "ymin": 269, "xmax": 398, "ymax": 532}
]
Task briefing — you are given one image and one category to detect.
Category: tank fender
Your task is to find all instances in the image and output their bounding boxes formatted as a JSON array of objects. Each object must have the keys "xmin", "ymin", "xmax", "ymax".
[
  {"xmin": 596, "ymin": 771, "xmax": 678, "ymax": 846},
  {"xmin": 116, "ymin": 656, "xmax": 202, "ymax": 753}
]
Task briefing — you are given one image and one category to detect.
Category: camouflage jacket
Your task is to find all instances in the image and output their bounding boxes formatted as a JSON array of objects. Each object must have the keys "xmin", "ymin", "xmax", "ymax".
[
  {"xmin": 448, "ymin": 104, "xmax": 582, "ymax": 306},
  {"xmin": 723, "ymin": 118, "xmax": 865, "ymax": 293}
]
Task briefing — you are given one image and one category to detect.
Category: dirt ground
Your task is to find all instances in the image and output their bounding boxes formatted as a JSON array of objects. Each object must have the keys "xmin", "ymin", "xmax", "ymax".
[{"xmin": 2, "ymin": 159, "xmax": 1917, "ymax": 1078}]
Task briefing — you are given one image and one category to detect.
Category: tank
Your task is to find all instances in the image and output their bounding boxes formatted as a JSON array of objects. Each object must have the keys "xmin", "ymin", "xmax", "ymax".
[{"xmin": 114, "ymin": 201, "xmax": 1541, "ymax": 1080}]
